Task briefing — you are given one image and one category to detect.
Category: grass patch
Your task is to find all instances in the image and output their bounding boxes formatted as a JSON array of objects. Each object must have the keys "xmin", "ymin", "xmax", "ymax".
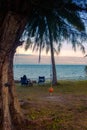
[{"xmin": 16, "ymin": 80, "xmax": 87, "ymax": 130}]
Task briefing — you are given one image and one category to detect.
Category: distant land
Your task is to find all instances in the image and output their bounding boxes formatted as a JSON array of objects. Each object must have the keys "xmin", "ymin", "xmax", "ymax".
[{"xmin": 14, "ymin": 54, "xmax": 87, "ymax": 65}]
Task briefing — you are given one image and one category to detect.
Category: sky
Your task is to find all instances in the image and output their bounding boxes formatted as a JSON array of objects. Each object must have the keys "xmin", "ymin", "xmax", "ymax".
[
  {"xmin": 16, "ymin": 41, "xmax": 87, "ymax": 57},
  {"xmin": 14, "ymin": 42, "xmax": 87, "ymax": 64},
  {"xmin": 14, "ymin": 54, "xmax": 87, "ymax": 64}
]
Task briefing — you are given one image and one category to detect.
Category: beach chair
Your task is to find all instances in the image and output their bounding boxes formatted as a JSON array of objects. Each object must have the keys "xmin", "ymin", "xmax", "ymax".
[{"xmin": 38, "ymin": 76, "xmax": 45, "ymax": 84}]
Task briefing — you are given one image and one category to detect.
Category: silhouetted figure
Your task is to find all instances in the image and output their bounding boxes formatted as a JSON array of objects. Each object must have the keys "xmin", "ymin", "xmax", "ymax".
[{"xmin": 21, "ymin": 75, "xmax": 28, "ymax": 85}]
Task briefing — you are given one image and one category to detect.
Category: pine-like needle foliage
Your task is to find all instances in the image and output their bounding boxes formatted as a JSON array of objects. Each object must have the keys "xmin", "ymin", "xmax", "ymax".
[{"xmin": 23, "ymin": 0, "xmax": 87, "ymax": 58}]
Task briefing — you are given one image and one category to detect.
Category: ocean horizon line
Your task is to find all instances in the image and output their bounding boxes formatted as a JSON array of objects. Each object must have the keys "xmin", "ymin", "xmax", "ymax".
[
  {"xmin": 13, "ymin": 63, "xmax": 87, "ymax": 66},
  {"xmin": 15, "ymin": 54, "xmax": 85, "ymax": 58},
  {"xmin": 14, "ymin": 55, "xmax": 87, "ymax": 65}
]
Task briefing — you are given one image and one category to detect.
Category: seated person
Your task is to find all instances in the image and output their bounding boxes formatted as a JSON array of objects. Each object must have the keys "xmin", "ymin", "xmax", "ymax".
[{"xmin": 20, "ymin": 75, "xmax": 28, "ymax": 85}]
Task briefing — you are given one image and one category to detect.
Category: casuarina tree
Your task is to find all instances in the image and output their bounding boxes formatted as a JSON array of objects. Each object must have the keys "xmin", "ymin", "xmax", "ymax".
[{"xmin": 24, "ymin": 0, "xmax": 87, "ymax": 85}]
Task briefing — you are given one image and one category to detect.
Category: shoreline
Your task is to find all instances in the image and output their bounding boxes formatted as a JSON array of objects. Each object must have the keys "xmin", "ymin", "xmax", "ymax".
[{"xmin": 14, "ymin": 78, "xmax": 87, "ymax": 83}]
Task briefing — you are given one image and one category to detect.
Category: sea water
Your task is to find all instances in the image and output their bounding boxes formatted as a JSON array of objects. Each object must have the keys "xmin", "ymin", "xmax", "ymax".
[{"xmin": 13, "ymin": 64, "xmax": 87, "ymax": 81}]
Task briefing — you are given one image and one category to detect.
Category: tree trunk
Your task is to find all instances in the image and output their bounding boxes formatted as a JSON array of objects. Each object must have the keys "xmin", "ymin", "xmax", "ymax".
[
  {"xmin": 0, "ymin": 12, "xmax": 27, "ymax": 130},
  {"xmin": 48, "ymin": 27, "xmax": 57, "ymax": 85},
  {"xmin": 2, "ymin": 55, "xmax": 12, "ymax": 130},
  {"xmin": 8, "ymin": 50, "xmax": 26, "ymax": 129},
  {"xmin": 48, "ymin": 25, "xmax": 57, "ymax": 85},
  {"xmin": 50, "ymin": 40, "xmax": 58, "ymax": 85}
]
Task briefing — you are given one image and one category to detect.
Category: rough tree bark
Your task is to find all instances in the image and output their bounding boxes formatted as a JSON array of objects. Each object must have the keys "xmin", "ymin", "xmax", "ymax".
[{"xmin": 0, "ymin": 12, "xmax": 27, "ymax": 130}]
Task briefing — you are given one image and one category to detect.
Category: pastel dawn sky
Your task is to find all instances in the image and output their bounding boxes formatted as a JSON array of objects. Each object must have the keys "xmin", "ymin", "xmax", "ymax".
[
  {"xmin": 16, "ymin": 41, "xmax": 87, "ymax": 57},
  {"xmin": 14, "ymin": 42, "xmax": 87, "ymax": 64}
]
